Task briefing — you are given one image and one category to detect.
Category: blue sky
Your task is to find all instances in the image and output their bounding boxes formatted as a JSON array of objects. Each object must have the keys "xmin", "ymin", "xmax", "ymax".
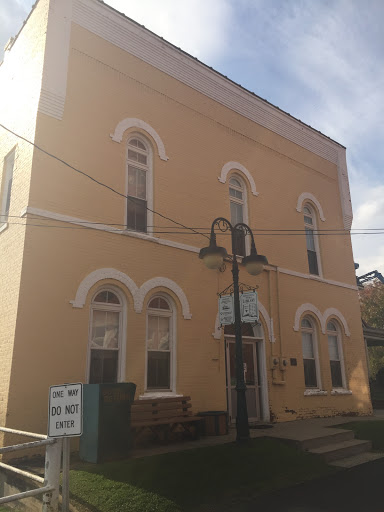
[{"xmin": 1, "ymin": 0, "xmax": 383, "ymax": 277}]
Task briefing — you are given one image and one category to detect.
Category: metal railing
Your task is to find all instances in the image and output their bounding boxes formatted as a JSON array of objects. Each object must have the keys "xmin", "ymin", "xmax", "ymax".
[{"xmin": 0, "ymin": 426, "xmax": 62, "ymax": 511}]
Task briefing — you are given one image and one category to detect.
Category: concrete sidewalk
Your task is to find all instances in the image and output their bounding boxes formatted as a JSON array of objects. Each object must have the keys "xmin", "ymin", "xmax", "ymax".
[{"xmin": 131, "ymin": 410, "xmax": 384, "ymax": 459}]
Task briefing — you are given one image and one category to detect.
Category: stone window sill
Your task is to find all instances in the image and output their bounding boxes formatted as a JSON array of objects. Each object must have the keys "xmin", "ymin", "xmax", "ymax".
[
  {"xmin": 139, "ymin": 392, "xmax": 183, "ymax": 400},
  {"xmin": 0, "ymin": 222, "xmax": 8, "ymax": 234},
  {"xmin": 331, "ymin": 389, "xmax": 352, "ymax": 395},
  {"xmin": 304, "ymin": 389, "xmax": 328, "ymax": 396}
]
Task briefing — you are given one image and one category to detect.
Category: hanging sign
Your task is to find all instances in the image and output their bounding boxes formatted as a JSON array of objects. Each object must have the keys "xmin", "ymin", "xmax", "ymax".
[
  {"xmin": 48, "ymin": 383, "xmax": 83, "ymax": 438},
  {"xmin": 240, "ymin": 290, "xmax": 258, "ymax": 322},
  {"xmin": 219, "ymin": 295, "xmax": 235, "ymax": 325}
]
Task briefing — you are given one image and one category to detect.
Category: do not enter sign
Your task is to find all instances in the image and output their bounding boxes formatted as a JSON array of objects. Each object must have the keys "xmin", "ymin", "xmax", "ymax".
[{"xmin": 48, "ymin": 383, "xmax": 83, "ymax": 438}]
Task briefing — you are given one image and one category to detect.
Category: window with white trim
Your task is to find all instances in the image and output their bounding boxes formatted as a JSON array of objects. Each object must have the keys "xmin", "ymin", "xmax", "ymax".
[
  {"xmin": 88, "ymin": 289, "xmax": 123, "ymax": 384},
  {"xmin": 1, "ymin": 149, "xmax": 15, "ymax": 223},
  {"xmin": 146, "ymin": 295, "xmax": 174, "ymax": 391},
  {"xmin": 301, "ymin": 316, "xmax": 320, "ymax": 388},
  {"xmin": 303, "ymin": 204, "xmax": 320, "ymax": 275},
  {"xmin": 127, "ymin": 137, "xmax": 150, "ymax": 232},
  {"xmin": 327, "ymin": 320, "xmax": 346, "ymax": 389},
  {"xmin": 229, "ymin": 176, "xmax": 246, "ymax": 256}
]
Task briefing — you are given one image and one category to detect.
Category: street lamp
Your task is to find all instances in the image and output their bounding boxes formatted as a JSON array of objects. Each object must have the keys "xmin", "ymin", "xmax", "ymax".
[{"xmin": 199, "ymin": 217, "xmax": 268, "ymax": 441}]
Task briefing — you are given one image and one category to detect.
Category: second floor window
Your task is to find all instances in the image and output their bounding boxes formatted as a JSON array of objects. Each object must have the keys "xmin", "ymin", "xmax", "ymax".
[
  {"xmin": 1, "ymin": 149, "xmax": 15, "ymax": 223},
  {"xmin": 304, "ymin": 204, "xmax": 320, "ymax": 275},
  {"xmin": 127, "ymin": 138, "xmax": 149, "ymax": 232},
  {"xmin": 229, "ymin": 177, "xmax": 246, "ymax": 256}
]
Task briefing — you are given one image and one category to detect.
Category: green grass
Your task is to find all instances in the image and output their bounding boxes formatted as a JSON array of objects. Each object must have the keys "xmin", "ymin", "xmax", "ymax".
[
  {"xmin": 337, "ymin": 420, "xmax": 384, "ymax": 451},
  {"xmin": 69, "ymin": 438, "xmax": 335, "ymax": 512}
]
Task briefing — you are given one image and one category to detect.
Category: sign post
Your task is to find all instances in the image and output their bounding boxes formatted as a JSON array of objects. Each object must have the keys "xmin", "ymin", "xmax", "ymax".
[{"xmin": 48, "ymin": 383, "xmax": 83, "ymax": 512}]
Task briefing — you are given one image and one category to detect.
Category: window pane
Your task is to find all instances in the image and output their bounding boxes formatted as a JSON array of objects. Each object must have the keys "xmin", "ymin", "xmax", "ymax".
[
  {"xmin": 147, "ymin": 352, "xmax": 170, "ymax": 389},
  {"xmin": 129, "ymin": 139, "xmax": 138, "ymax": 148},
  {"xmin": 302, "ymin": 332, "xmax": 314, "ymax": 359},
  {"xmin": 229, "ymin": 188, "xmax": 242, "ymax": 200},
  {"xmin": 91, "ymin": 310, "xmax": 119, "ymax": 349},
  {"xmin": 137, "ymin": 140, "xmax": 146, "ymax": 150},
  {"xmin": 2, "ymin": 151, "xmax": 15, "ymax": 217},
  {"xmin": 229, "ymin": 178, "xmax": 241, "ymax": 187},
  {"xmin": 148, "ymin": 315, "xmax": 170, "ymax": 350},
  {"xmin": 127, "ymin": 197, "xmax": 147, "ymax": 232},
  {"xmin": 137, "ymin": 169, "xmax": 146, "ymax": 199},
  {"xmin": 94, "ymin": 291, "xmax": 120, "ymax": 304},
  {"xmin": 327, "ymin": 322, "xmax": 337, "ymax": 331},
  {"xmin": 301, "ymin": 318, "xmax": 312, "ymax": 329},
  {"xmin": 138, "ymin": 153, "xmax": 147, "ymax": 165},
  {"xmin": 330, "ymin": 360, "xmax": 343, "ymax": 388},
  {"xmin": 128, "ymin": 165, "xmax": 137, "ymax": 196},
  {"xmin": 304, "ymin": 359, "xmax": 317, "ymax": 387},
  {"xmin": 307, "ymin": 250, "xmax": 319, "ymax": 275},
  {"xmin": 128, "ymin": 149, "xmax": 139, "ymax": 162},
  {"xmin": 230, "ymin": 201, "xmax": 243, "ymax": 225},
  {"xmin": 304, "ymin": 215, "xmax": 313, "ymax": 225},
  {"xmin": 89, "ymin": 350, "xmax": 118, "ymax": 384},
  {"xmin": 328, "ymin": 335, "xmax": 339, "ymax": 361},
  {"xmin": 303, "ymin": 206, "xmax": 311, "ymax": 215},
  {"xmin": 305, "ymin": 228, "xmax": 315, "ymax": 251}
]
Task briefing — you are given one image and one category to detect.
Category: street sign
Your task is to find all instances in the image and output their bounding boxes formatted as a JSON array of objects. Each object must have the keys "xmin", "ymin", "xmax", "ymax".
[
  {"xmin": 240, "ymin": 290, "xmax": 258, "ymax": 322},
  {"xmin": 219, "ymin": 294, "xmax": 234, "ymax": 325},
  {"xmin": 48, "ymin": 383, "xmax": 83, "ymax": 438}
]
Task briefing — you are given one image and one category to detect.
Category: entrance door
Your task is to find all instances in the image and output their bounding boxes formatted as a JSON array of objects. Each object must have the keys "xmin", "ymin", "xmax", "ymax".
[{"xmin": 226, "ymin": 339, "xmax": 261, "ymax": 423}]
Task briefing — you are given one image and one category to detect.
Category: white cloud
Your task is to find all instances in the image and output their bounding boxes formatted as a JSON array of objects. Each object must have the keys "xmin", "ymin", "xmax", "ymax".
[{"xmin": 107, "ymin": 0, "xmax": 233, "ymax": 63}]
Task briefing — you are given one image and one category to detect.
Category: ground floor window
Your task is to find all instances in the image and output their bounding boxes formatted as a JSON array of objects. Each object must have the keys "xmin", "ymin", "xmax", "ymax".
[
  {"xmin": 88, "ymin": 289, "xmax": 123, "ymax": 384},
  {"xmin": 146, "ymin": 295, "xmax": 174, "ymax": 391}
]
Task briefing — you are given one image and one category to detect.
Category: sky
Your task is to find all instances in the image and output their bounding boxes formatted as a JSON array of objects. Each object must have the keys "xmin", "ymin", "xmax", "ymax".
[{"xmin": 1, "ymin": 0, "xmax": 383, "ymax": 277}]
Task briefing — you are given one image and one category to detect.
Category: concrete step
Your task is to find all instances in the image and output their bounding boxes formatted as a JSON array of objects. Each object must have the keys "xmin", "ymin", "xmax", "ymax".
[
  {"xmin": 300, "ymin": 429, "xmax": 355, "ymax": 450},
  {"xmin": 309, "ymin": 439, "xmax": 372, "ymax": 462},
  {"xmin": 330, "ymin": 451, "xmax": 384, "ymax": 468}
]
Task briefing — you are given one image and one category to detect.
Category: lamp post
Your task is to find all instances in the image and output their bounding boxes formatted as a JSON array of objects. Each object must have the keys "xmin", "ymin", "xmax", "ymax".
[{"xmin": 199, "ymin": 217, "xmax": 268, "ymax": 441}]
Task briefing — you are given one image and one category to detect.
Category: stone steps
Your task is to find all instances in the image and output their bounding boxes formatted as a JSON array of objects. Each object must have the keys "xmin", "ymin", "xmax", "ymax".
[
  {"xmin": 330, "ymin": 451, "xmax": 384, "ymax": 468},
  {"xmin": 308, "ymin": 439, "xmax": 372, "ymax": 462}
]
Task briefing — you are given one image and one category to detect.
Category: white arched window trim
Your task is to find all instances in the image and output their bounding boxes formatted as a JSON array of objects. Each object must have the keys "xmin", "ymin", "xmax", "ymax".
[
  {"xmin": 110, "ymin": 118, "xmax": 169, "ymax": 161},
  {"xmin": 219, "ymin": 162, "xmax": 259, "ymax": 196},
  {"xmin": 293, "ymin": 304, "xmax": 351, "ymax": 337},
  {"xmin": 86, "ymin": 285, "xmax": 127, "ymax": 384},
  {"xmin": 126, "ymin": 133, "xmax": 153, "ymax": 234},
  {"xmin": 296, "ymin": 192, "xmax": 325, "ymax": 221},
  {"xmin": 145, "ymin": 293, "xmax": 177, "ymax": 393},
  {"xmin": 135, "ymin": 277, "xmax": 192, "ymax": 319}
]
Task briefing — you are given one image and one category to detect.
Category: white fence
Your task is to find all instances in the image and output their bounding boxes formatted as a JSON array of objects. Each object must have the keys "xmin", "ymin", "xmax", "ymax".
[{"xmin": 0, "ymin": 426, "xmax": 62, "ymax": 512}]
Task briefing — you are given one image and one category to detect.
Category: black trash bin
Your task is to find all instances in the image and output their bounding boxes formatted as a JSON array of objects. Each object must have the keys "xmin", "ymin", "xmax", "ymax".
[
  {"xmin": 79, "ymin": 382, "xmax": 136, "ymax": 463},
  {"xmin": 198, "ymin": 411, "xmax": 228, "ymax": 436}
]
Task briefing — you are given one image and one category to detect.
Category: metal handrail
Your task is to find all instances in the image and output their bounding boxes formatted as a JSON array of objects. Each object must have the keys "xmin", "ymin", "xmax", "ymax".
[
  {"xmin": 0, "ymin": 425, "xmax": 62, "ymax": 511},
  {"xmin": 0, "ymin": 426, "xmax": 47, "ymax": 440}
]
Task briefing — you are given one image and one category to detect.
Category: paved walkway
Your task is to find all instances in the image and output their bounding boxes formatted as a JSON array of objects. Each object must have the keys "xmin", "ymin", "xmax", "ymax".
[{"xmin": 131, "ymin": 410, "xmax": 384, "ymax": 458}]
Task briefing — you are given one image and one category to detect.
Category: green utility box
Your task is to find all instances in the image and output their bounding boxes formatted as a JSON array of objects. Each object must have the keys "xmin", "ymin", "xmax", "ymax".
[{"xmin": 79, "ymin": 382, "xmax": 136, "ymax": 463}]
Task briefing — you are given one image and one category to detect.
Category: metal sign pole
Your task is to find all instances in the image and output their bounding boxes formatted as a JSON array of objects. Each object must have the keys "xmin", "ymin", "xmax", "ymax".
[{"xmin": 62, "ymin": 437, "xmax": 70, "ymax": 512}]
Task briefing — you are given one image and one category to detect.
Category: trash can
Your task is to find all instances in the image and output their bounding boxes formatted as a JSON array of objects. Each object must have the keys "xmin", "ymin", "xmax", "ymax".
[
  {"xmin": 79, "ymin": 382, "xmax": 136, "ymax": 463},
  {"xmin": 198, "ymin": 411, "xmax": 228, "ymax": 436}
]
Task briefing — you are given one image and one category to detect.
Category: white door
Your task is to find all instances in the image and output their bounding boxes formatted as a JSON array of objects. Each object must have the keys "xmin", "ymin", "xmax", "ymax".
[{"xmin": 225, "ymin": 339, "xmax": 261, "ymax": 423}]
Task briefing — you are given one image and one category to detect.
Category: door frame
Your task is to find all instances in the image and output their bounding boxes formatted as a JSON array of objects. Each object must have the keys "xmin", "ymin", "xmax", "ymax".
[{"xmin": 225, "ymin": 329, "xmax": 270, "ymax": 423}]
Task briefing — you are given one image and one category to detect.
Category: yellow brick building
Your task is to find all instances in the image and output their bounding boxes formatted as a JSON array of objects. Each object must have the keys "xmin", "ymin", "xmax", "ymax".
[{"xmin": 0, "ymin": 0, "xmax": 372, "ymax": 437}]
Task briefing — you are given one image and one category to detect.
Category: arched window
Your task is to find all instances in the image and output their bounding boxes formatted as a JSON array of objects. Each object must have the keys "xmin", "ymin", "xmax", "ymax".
[
  {"xmin": 303, "ymin": 204, "xmax": 320, "ymax": 275},
  {"xmin": 127, "ymin": 137, "xmax": 151, "ymax": 233},
  {"xmin": 146, "ymin": 295, "xmax": 175, "ymax": 391},
  {"xmin": 301, "ymin": 316, "xmax": 320, "ymax": 388},
  {"xmin": 327, "ymin": 320, "xmax": 346, "ymax": 389},
  {"xmin": 229, "ymin": 176, "xmax": 247, "ymax": 256},
  {"xmin": 88, "ymin": 289, "xmax": 124, "ymax": 384}
]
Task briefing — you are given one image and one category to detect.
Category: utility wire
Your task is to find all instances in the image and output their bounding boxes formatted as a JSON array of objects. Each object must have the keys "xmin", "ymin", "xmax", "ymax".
[{"xmin": 0, "ymin": 123, "xmax": 209, "ymax": 240}]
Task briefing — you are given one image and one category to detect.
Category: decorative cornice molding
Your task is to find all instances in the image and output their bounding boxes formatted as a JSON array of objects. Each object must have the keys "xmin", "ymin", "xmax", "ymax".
[
  {"xmin": 134, "ymin": 277, "xmax": 192, "ymax": 319},
  {"xmin": 293, "ymin": 303, "xmax": 351, "ymax": 337},
  {"xmin": 218, "ymin": 162, "xmax": 258, "ymax": 196},
  {"xmin": 71, "ymin": 268, "xmax": 138, "ymax": 308},
  {"xmin": 110, "ymin": 118, "xmax": 169, "ymax": 161},
  {"xmin": 296, "ymin": 192, "xmax": 325, "ymax": 221},
  {"xmin": 323, "ymin": 308, "xmax": 351, "ymax": 337}
]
